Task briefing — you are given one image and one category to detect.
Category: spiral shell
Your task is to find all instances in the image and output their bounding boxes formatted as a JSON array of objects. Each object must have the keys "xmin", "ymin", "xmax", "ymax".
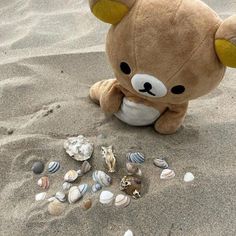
[
  {"xmin": 64, "ymin": 170, "xmax": 79, "ymax": 182},
  {"xmin": 126, "ymin": 162, "xmax": 142, "ymax": 176},
  {"xmin": 127, "ymin": 152, "xmax": 145, "ymax": 164},
  {"xmin": 78, "ymin": 184, "xmax": 88, "ymax": 196},
  {"xmin": 92, "ymin": 170, "xmax": 112, "ymax": 187},
  {"xmin": 99, "ymin": 191, "xmax": 114, "ymax": 205},
  {"xmin": 160, "ymin": 169, "xmax": 175, "ymax": 180},
  {"xmin": 153, "ymin": 158, "xmax": 169, "ymax": 169},
  {"xmin": 115, "ymin": 194, "xmax": 131, "ymax": 208},
  {"xmin": 55, "ymin": 191, "xmax": 66, "ymax": 202},
  {"xmin": 48, "ymin": 161, "xmax": 60, "ymax": 173},
  {"xmin": 68, "ymin": 186, "xmax": 82, "ymax": 204},
  {"xmin": 80, "ymin": 161, "xmax": 92, "ymax": 175},
  {"xmin": 37, "ymin": 176, "xmax": 50, "ymax": 189}
]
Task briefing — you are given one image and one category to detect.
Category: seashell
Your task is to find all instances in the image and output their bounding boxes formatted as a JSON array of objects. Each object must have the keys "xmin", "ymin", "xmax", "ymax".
[
  {"xmin": 160, "ymin": 169, "xmax": 175, "ymax": 180},
  {"xmin": 124, "ymin": 230, "xmax": 134, "ymax": 236},
  {"xmin": 48, "ymin": 200, "xmax": 65, "ymax": 216},
  {"xmin": 77, "ymin": 169, "xmax": 83, "ymax": 177},
  {"xmin": 184, "ymin": 172, "xmax": 195, "ymax": 182},
  {"xmin": 92, "ymin": 183, "xmax": 102, "ymax": 193},
  {"xmin": 92, "ymin": 170, "xmax": 112, "ymax": 187},
  {"xmin": 48, "ymin": 197, "xmax": 56, "ymax": 202},
  {"xmin": 99, "ymin": 191, "xmax": 114, "ymax": 205},
  {"xmin": 127, "ymin": 152, "xmax": 145, "ymax": 164},
  {"xmin": 48, "ymin": 161, "xmax": 60, "ymax": 173},
  {"xmin": 62, "ymin": 182, "xmax": 72, "ymax": 191},
  {"xmin": 153, "ymin": 158, "xmax": 169, "ymax": 169},
  {"xmin": 55, "ymin": 191, "xmax": 66, "ymax": 202},
  {"xmin": 64, "ymin": 135, "xmax": 94, "ymax": 161},
  {"xmin": 126, "ymin": 162, "xmax": 142, "ymax": 176},
  {"xmin": 81, "ymin": 199, "xmax": 92, "ymax": 210},
  {"xmin": 120, "ymin": 176, "xmax": 141, "ymax": 199},
  {"xmin": 35, "ymin": 192, "xmax": 47, "ymax": 201},
  {"xmin": 64, "ymin": 170, "xmax": 79, "ymax": 182},
  {"xmin": 68, "ymin": 186, "xmax": 82, "ymax": 204},
  {"xmin": 101, "ymin": 146, "xmax": 116, "ymax": 173},
  {"xmin": 80, "ymin": 161, "xmax": 92, "ymax": 174},
  {"xmin": 115, "ymin": 194, "xmax": 131, "ymax": 208},
  {"xmin": 32, "ymin": 161, "xmax": 44, "ymax": 174},
  {"xmin": 37, "ymin": 176, "xmax": 50, "ymax": 189},
  {"xmin": 78, "ymin": 184, "xmax": 88, "ymax": 196}
]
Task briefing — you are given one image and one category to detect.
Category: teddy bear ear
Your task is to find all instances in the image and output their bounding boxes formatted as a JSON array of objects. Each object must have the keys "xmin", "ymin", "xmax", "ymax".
[
  {"xmin": 215, "ymin": 15, "xmax": 236, "ymax": 68},
  {"xmin": 89, "ymin": 0, "xmax": 136, "ymax": 25}
]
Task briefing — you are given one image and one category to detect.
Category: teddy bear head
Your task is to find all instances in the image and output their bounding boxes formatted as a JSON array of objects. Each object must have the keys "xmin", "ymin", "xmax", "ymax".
[{"xmin": 89, "ymin": 0, "xmax": 236, "ymax": 104}]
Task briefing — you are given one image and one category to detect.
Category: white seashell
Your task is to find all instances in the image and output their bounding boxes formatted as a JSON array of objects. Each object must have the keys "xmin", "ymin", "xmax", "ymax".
[
  {"xmin": 127, "ymin": 152, "xmax": 145, "ymax": 164},
  {"xmin": 92, "ymin": 170, "xmax": 112, "ymax": 187},
  {"xmin": 62, "ymin": 182, "xmax": 72, "ymax": 191},
  {"xmin": 115, "ymin": 194, "xmax": 131, "ymax": 208},
  {"xmin": 64, "ymin": 135, "xmax": 94, "ymax": 161},
  {"xmin": 92, "ymin": 183, "xmax": 102, "ymax": 193},
  {"xmin": 80, "ymin": 161, "xmax": 92, "ymax": 174},
  {"xmin": 101, "ymin": 146, "xmax": 116, "ymax": 173},
  {"xmin": 37, "ymin": 176, "xmax": 50, "ymax": 189},
  {"xmin": 160, "ymin": 169, "xmax": 175, "ymax": 180},
  {"xmin": 35, "ymin": 192, "xmax": 47, "ymax": 201},
  {"xmin": 68, "ymin": 186, "xmax": 82, "ymax": 204},
  {"xmin": 55, "ymin": 191, "xmax": 66, "ymax": 202},
  {"xmin": 126, "ymin": 162, "xmax": 142, "ymax": 176},
  {"xmin": 48, "ymin": 197, "xmax": 56, "ymax": 202},
  {"xmin": 124, "ymin": 230, "xmax": 134, "ymax": 236},
  {"xmin": 99, "ymin": 191, "xmax": 114, "ymax": 205},
  {"xmin": 78, "ymin": 184, "xmax": 88, "ymax": 196},
  {"xmin": 64, "ymin": 170, "xmax": 79, "ymax": 182},
  {"xmin": 153, "ymin": 158, "xmax": 169, "ymax": 169},
  {"xmin": 48, "ymin": 161, "xmax": 60, "ymax": 173},
  {"xmin": 184, "ymin": 172, "xmax": 195, "ymax": 182}
]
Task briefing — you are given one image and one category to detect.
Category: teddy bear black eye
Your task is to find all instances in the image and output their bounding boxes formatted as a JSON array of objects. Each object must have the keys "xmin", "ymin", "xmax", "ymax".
[
  {"xmin": 171, "ymin": 85, "xmax": 185, "ymax": 94},
  {"xmin": 120, "ymin": 62, "xmax": 131, "ymax": 75}
]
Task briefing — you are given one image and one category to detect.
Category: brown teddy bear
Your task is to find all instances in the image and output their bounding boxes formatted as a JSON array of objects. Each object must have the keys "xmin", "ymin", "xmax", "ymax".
[{"xmin": 88, "ymin": 0, "xmax": 236, "ymax": 134}]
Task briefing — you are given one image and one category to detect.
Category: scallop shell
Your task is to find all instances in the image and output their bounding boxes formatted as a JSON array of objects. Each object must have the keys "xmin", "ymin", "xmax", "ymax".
[
  {"xmin": 80, "ymin": 161, "xmax": 92, "ymax": 175},
  {"xmin": 92, "ymin": 183, "xmax": 102, "ymax": 193},
  {"xmin": 55, "ymin": 191, "xmax": 66, "ymax": 202},
  {"xmin": 78, "ymin": 184, "xmax": 88, "ymax": 196},
  {"xmin": 124, "ymin": 230, "xmax": 134, "ymax": 236},
  {"xmin": 62, "ymin": 182, "xmax": 72, "ymax": 191},
  {"xmin": 127, "ymin": 152, "xmax": 145, "ymax": 164},
  {"xmin": 64, "ymin": 170, "xmax": 79, "ymax": 182},
  {"xmin": 35, "ymin": 192, "xmax": 47, "ymax": 201},
  {"xmin": 160, "ymin": 169, "xmax": 175, "ymax": 180},
  {"xmin": 126, "ymin": 162, "xmax": 142, "ymax": 176},
  {"xmin": 92, "ymin": 170, "xmax": 112, "ymax": 187},
  {"xmin": 115, "ymin": 194, "xmax": 131, "ymax": 208},
  {"xmin": 37, "ymin": 176, "xmax": 50, "ymax": 189},
  {"xmin": 184, "ymin": 172, "xmax": 195, "ymax": 182},
  {"xmin": 48, "ymin": 161, "xmax": 60, "ymax": 173},
  {"xmin": 48, "ymin": 200, "xmax": 65, "ymax": 216},
  {"xmin": 64, "ymin": 135, "xmax": 94, "ymax": 161},
  {"xmin": 68, "ymin": 186, "xmax": 82, "ymax": 204},
  {"xmin": 153, "ymin": 158, "xmax": 169, "ymax": 169},
  {"xmin": 99, "ymin": 191, "xmax": 114, "ymax": 205}
]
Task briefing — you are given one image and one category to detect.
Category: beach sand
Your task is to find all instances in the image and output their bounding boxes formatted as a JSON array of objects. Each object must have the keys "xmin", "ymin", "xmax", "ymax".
[{"xmin": 0, "ymin": 0, "xmax": 235, "ymax": 235}]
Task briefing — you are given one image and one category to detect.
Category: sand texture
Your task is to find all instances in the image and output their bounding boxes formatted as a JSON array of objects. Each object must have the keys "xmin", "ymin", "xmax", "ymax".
[{"xmin": 0, "ymin": 0, "xmax": 235, "ymax": 235}]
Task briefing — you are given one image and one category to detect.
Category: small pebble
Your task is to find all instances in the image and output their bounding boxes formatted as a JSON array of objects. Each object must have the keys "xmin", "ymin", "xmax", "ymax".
[
  {"xmin": 184, "ymin": 172, "xmax": 195, "ymax": 182},
  {"xmin": 124, "ymin": 230, "xmax": 134, "ymax": 236},
  {"xmin": 32, "ymin": 161, "xmax": 44, "ymax": 174},
  {"xmin": 48, "ymin": 200, "xmax": 65, "ymax": 216},
  {"xmin": 7, "ymin": 128, "xmax": 14, "ymax": 135},
  {"xmin": 82, "ymin": 199, "xmax": 92, "ymax": 210}
]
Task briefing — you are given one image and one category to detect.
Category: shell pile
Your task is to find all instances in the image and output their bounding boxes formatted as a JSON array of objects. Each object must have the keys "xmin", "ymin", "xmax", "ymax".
[
  {"xmin": 37, "ymin": 176, "xmax": 50, "ymax": 189},
  {"xmin": 127, "ymin": 152, "xmax": 145, "ymax": 164},
  {"xmin": 101, "ymin": 146, "xmax": 116, "ymax": 173},
  {"xmin": 64, "ymin": 170, "xmax": 79, "ymax": 182},
  {"xmin": 92, "ymin": 170, "xmax": 112, "ymax": 187},
  {"xmin": 99, "ymin": 191, "xmax": 114, "ymax": 205},
  {"xmin": 115, "ymin": 194, "xmax": 131, "ymax": 208},
  {"xmin": 126, "ymin": 162, "xmax": 142, "ymax": 176},
  {"xmin": 160, "ymin": 169, "xmax": 175, "ymax": 180},
  {"xmin": 48, "ymin": 161, "xmax": 60, "ymax": 173},
  {"xmin": 120, "ymin": 176, "xmax": 142, "ymax": 199},
  {"xmin": 64, "ymin": 135, "xmax": 94, "ymax": 161},
  {"xmin": 153, "ymin": 158, "xmax": 169, "ymax": 169}
]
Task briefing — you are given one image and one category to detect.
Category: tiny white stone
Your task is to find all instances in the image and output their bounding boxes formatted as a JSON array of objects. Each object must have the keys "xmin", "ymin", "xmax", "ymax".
[
  {"xmin": 124, "ymin": 229, "xmax": 134, "ymax": 236},
  {"xmin": 184, "ymin": 172, "xmax": 195, "ymax": 182},
  {"xmin": 35, "ymin": 192, "xmax": 47, "ymax": 201}
]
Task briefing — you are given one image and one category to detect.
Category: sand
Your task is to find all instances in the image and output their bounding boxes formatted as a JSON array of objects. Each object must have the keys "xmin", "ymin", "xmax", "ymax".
[{"xmin": 0, "ymin": 0, "xmax": 235, "ymax": 235}]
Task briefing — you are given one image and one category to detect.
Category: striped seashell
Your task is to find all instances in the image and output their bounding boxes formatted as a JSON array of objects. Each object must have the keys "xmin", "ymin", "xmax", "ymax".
[
  {"xmin": 92, "ymin": 170, "xmax": 112, "ymax": 187},
  {"xmin": 115, "ymin": 194, "xmax": 131, "ymax": 208},
  {"xmin": 127, "ymin": 152, "xmax": 145, "ymax": 164},
  {"xmin": 160, "ymin": 169, "xmax": 175, "ymax": 180},
  {"xmin": 80, "ymin": 161, "xmax": 92, "ymax": 175},
  {"xmin": 68, "ymin": 186, "xmax": 82, "ymax": 204},
  {"xmin": 48, "ymin": 161, "xmax": 60, "ymax": 173},
  {"xmin": 78, "ymin": 184, "xmax": 88, "ymax": 196},
  {"xmin": 37, "ymin": 176, "xmax": 50, "ymax": 189},
  {"xmin": 35, "ymin": 192, "xmax": 47, "ymax": 201},
  {"xmin": 55, "ymin": 191, "xmax": 66, "ymax": 202},
  {"xmin": 92, "ymin": 183, "xmax": 102, "ymax": 193},
  {"xmin": 62, "ymin": 182, "xmax": 72, "ymax": 191},
  {"xmin": 126, "ymin": 162, "xmax": 142, "ymax": 176},
  {"xmin": 64, "ymin": 170, "xmax": 79, "ymax": 183},
  {"xmin": 99, "ymin": 191, "xmax": 114, "ymax": 205},
  {"xmin": 153, "ymin": 158, "xmax": 169, "ymax": 169}
]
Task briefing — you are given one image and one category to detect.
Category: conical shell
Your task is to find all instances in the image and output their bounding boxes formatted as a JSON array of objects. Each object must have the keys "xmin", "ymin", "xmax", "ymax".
[
  {"xmin": 64, "ymin": 170, "xmax": 79, "ymax": 182},
  {"xmin": 35, "ymin": 192, "xmax": 47, "ymax": 201},
  {"xmin": 62, "ymin": 182, "xmax": 72, "ymax": 191},
  {"xmin": 92, "ymin": 170, "xmax": 112, "ymax": 187},
  {"xmin": 80, "ymin": 161, "xmax": 92, "ymax": 174},
  {"xmin": 48, "ymin": 161, "xmax": 60, "ymax": 173},
  {"xmin": 68, "ymin": 186, "xmax": 82, "ymax": 204},
  {"xmin": 115, "ymin": 194, "xmax": 131, "ymax": 208},
  {"xmin": 184, "ymin": 172, "xmax": 194, "ymax": 182},
  {"xmin": 55, "ymin": 191, "xmax": 66, "ymax": 202},
  {"xmin": 37, "ymin": 176, "xmax": 50, "ymax": 189},
  {"xmin": 153, "ymin": 159, "xmax": 169, "ymax": 169},
  {"xmin": 99, "ymin": 191, "xmax": 114, "ymax": 205},
  {"xmin": 160, "ymin": 169, "xmax": 175, "ymax": 180},
  {"xmin": 78, "ymin": 184, "xmax": 88, "ymax": 196},
  {"xmin": 127, "ymin": 152, "xmax": 145, "ymax": 164},
  {"xmin": 92, "ymin": 183, "xmax": 102, "ymax": 193},
  {"xmin": 48, "ymin": 200, "xmax": 65, "ymax": 216},
  {"xmin": 126, "ymin": 162, "xmax": 142, "ymax": 176}
]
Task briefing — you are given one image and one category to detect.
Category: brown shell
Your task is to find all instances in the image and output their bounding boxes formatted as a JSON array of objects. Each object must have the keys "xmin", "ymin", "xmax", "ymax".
[{"xmin": 120, "ymin": 176, "xmax": 141, "ymax": 198}]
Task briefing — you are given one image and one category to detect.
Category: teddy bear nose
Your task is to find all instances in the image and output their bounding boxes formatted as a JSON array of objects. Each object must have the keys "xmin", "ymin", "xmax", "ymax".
[{"xmin": 143, "ymin": 82, "xmax": 152, "ymax": 90}]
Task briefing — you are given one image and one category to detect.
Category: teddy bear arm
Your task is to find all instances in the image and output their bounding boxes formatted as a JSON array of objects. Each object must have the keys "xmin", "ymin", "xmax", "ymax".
[{"xmin": 154, "ymin": 102, "xmax": 189, "ymax": 134}]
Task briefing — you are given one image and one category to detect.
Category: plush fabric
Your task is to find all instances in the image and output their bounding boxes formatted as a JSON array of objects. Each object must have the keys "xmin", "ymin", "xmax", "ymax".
[{"xmin": 88, "ymin": 0, "xmax": 236, "ymax": 134}]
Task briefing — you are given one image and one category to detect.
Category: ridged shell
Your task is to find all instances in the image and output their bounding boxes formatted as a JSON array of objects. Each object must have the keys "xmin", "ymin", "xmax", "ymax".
[
  {"xmin": 68, "ymin": 186, "xmax": 82, "ymax": 204},
  {"xmin": 64, "ymin": 170, "xmax": 79, "ymax": 182},
  {"xmin": 153, "ymin": 159, "xmax": 169, "ymax": 169},
  {"xmin": 160, "ymin": 169, "xmax": 175, "ymax": 180},
  {"xmin": 184, "ymin": 172, "xmax": 194, "ymax": 182},
  {"xmin": 78, "ymin": 184, "xmax": 88, "ymax": 196},
  {"xmin": 99, "ymin": 191, "xmax": 114, "ymax": 205},
  {"xmin": 124, "ymin": 230, "xmax": 134, "ymax": 236},
  {"xmin": 48, "ymin": 161, "xmax": 60, "ymax": 173},
  {"xmin": 82, "ymin": 199, "xmax": 92, "ymax": 210},
  {"xmin": 64, "ymin": 135, "xmax": 94, "ymax": 161},
  {"xmin": 127, "ymin": 152, "xmax": 145, "ymax": 164},
  {"xmin": 62, "ymin": 182, "xmax": 72, "ymax": 191},
  {"xmin": 37, "ymin": 176, "xmax": 50, "ymax": 189},
  {"xmin": 126, "ymin": 162, "xmax": 142, "ymax": 176},
  {"xmin": 92, "ymin": 170, "xmax": 112, "ymax": 187},
  {"xmin": 55, "ymin": 191, "xmax": 66, "ymax": 202},
  {"xmin": 48, "ymin": 200, "xmax": 65, "ymax": 216},
  {"xmin": 80, "ymin": 161, "xmax": 92, "ymax": 174},
  {"xmin": 115, "ymin": 194, "xmax": 131, "ymax": 208},
  {"xmin": 35, "ymin": 192, "xmax": 47, "ymax": 201},
  {"xmin": 92, "ymin": 183, "xmax": 102, "ymax": 193}
]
